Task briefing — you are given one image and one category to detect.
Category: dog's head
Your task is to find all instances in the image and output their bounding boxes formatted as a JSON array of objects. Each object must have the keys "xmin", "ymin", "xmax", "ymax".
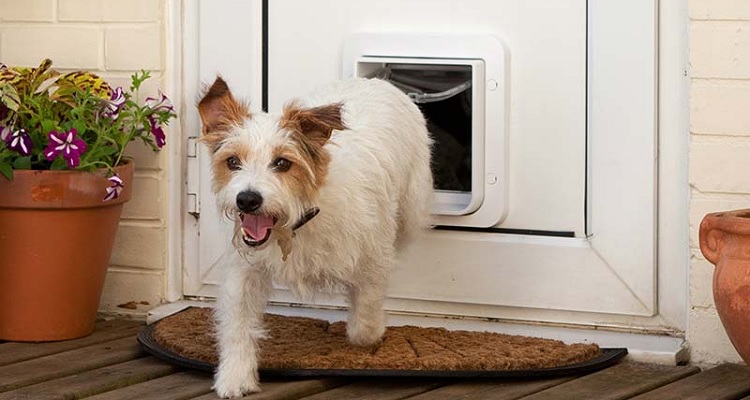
[{"xmin": 197, "ymin": 77, "xmax": 345, "ymax": 247}]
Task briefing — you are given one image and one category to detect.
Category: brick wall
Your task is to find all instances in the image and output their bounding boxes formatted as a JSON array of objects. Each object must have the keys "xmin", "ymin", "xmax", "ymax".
[
  {"xmin": 689, "ymin": 0, "xmax": 750, "ymax": 364},
  {"xmin": 0, "ymin": 0, "xmax": 169, "ymax": 315}
]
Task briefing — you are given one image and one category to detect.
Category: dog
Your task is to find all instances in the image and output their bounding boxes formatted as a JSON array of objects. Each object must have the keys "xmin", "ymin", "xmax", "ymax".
[{"xmin": 197, "ymin": 76, "xmax": 434, "ymax": 398}]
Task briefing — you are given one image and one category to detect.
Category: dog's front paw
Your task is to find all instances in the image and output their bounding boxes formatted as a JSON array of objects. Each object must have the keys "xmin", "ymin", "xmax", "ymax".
[
  {"xmin": 213, "ymin": 367, "xmax": 261, "ymax": 398},
  {"xmin": 213, "ymin": 377, "xmax": 260, "ymax": 398}
]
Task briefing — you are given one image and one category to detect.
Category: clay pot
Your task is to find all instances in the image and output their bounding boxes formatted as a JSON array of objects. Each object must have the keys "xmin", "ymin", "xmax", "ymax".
[
  {"xmin": 0, "ymin": 162, "xmax": 133, "ymax": 341},
  {"xmin": 699, "ymin": 209, "xmax": 750, "ymax": 364}
]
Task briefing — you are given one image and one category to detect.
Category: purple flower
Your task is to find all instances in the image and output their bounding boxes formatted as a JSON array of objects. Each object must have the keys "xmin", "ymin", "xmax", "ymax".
[
  {"xmin": 44, "ymin": 129, "xmax": 87, "ymax": 168},
  {"xmin": 4, "ymin": 128, "xmax": 32, "ymax": 156},
  {"xmin": 144, "ymin": 92, "xmax": 172, "ymax": 149},
  {"xmin": 145, "ymin": 92, "xmax": 174, "ymax": 113},
  {"xmin": 148, "ymin": 116, "xmax": 166, "ymax": 148},
  {"xmin": 103, "ymin": 87, "xmax": 126, "ymax": 120},
  {"xmin": 103, "ymin": 174, "xmax": 124, "ymax": 202}
]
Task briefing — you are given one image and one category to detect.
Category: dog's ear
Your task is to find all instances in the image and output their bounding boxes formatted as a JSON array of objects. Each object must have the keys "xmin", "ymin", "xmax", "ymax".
[
  {"xmin": 281, "ymin": 102, "xmax": 346, "ymax": 145},
  {"xmin": 197, "ymin": 76, "xmax": 250, "ymax": 151}
]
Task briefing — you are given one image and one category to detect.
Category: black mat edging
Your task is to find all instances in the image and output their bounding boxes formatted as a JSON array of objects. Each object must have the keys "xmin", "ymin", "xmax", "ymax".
[{"xmin": 137, "ymin": 322, "xmax": 628, "ymax": 378}]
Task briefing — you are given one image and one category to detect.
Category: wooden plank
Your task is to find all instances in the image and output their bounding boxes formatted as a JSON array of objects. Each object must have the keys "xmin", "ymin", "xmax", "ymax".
[
  {"xmin": 405, "ymin": 376, "xmax": 577, "ymax": 400},
  {"xmin": 0, "ymin": 357, "xmax": 177, "ymax": 400},
  {"xmin": 630, "ymin": 363, "xmax": 750, "ymax": 400},
  {"xmin": 83, "ymin": 370, "xmax": 211, "ymax": 400},
  {"xmin": 294, "ymin": 380, "xmax": 445, "ymax": 400},
  {"xmin": 518, "ymin": 362, "xmax": 701, "ymax": 400},
  {"xmin": 0, "ymin": 336, "xmax": 144, "ymax": 392},
  {"xmin": 0, "ymin": 319, "xmax": 143, "ymax": 367},
  {"xmin": 189, "ymin": 378, "xmax": 345, "ymax": 400}
]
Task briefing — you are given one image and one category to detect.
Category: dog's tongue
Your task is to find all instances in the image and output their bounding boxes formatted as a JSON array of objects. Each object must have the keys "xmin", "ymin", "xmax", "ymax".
[{"xmin": 241, "ymin": 214, "xmax": 274, "ymax": 241}]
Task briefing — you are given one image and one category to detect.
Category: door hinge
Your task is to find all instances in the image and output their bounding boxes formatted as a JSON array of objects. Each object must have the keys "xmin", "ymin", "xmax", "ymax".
[{"xmin": 186, "ymin": 136, "xmax": 200, "ymax": 218}]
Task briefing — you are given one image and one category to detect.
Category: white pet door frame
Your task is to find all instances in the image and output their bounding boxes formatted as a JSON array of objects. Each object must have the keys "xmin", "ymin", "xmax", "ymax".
[
  {"xmin": 344, "ymin": 34, "xmax": 509, "ymax": 228},
  {"xmin": 355, "ymin": 57, "xmax": 487, "ymax": 218}
]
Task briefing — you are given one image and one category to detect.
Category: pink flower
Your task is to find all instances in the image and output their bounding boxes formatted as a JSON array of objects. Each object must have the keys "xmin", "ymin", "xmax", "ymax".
[
  {"xmin": 44, "ymin": 128, "xmax": 87, "ymax": 168},
  {"xmin": 148, "ymin": 116, "xmax": 166, "ymax": 149},
  {"xmin": 103, "ymin": 174, "xmax": 124, "ymax": 202},
  {"xmin": 145, "ymin": 92, "xmax": 174, "ymax": 113},
  {"xmin": 103, "ymin": 87, "xmax": 126, "ymax": 120}
]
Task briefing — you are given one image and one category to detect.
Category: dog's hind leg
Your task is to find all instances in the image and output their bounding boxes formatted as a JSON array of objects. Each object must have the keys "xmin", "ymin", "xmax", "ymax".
[
  {"xmin": 345, "ymin": 255, "xmax": 391, "ymax": 347},
  {"xmin": 212, "ymin": 249, "xmax": 271, "ymax": 398}
]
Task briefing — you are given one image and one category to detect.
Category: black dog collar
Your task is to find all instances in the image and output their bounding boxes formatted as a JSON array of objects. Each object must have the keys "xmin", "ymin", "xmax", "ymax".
[{"xmin": 292, "ymin": 207, "xmax": 320, "ymax": 232}]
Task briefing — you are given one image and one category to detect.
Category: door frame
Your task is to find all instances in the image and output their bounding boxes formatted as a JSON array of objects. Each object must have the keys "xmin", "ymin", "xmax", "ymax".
[
  {"xmin": 165, "ymin": 0, "xmax": 186, "ymax": 303},
  {"xmin": 169, "ymin": 0, "xmax": 688, "ymax": 333}
]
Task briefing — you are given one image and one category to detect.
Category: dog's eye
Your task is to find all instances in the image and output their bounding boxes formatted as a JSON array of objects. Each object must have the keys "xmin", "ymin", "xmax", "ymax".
[
  {"xmin": 272, "ymin": 157, "xmax": 292, "ymax": 172},
  {"xmin": 226, "ymin": 156, "xmax": 242, "ymax": 171}
]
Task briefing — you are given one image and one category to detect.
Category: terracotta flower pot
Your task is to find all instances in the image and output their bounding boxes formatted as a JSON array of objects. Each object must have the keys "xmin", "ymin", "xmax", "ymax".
[
  {"xmin": 0, "ymin": 162, "xmax": 133, "ymax": 341},
  {"xmin": 699, "ymin": 209, "xmax": 750, "ymax": 364}
]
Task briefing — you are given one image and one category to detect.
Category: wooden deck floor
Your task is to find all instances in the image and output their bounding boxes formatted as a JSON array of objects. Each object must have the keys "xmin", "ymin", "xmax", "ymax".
[{"xmin": 2, "ymin": 319, "xmax": 750, "ymax": 400}]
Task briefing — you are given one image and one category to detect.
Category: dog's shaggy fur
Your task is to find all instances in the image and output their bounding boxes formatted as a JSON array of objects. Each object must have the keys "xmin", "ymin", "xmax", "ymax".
[{"xmin": 198, "ymin": 77, "xmax": 433, "ymax": 398}]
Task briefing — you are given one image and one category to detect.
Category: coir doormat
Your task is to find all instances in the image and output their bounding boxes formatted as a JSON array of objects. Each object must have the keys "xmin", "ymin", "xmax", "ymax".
[{"xmin": 138, "ymin": 307, "xmax": 627, "ymax": 378}]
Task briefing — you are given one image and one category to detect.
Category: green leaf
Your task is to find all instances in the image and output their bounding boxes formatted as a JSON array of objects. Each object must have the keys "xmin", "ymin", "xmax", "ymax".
[
  {"xmin": 72, "ymin": 120, "xmax": 87, "ymax": 134},
  {"xmin": 77, "ymin": 164, "xmax": 96, "ymax": 173},
  {"xmin": 12, "ymin": 156, "xmax": 31, "ymax": 170},
  {"xmin": 0, "ymin": 83, "xmax": 20, "ymax": 112},
  {"xmin": 130, "ymin": 70, "xmax": 151, "ymax": 91},
  {"xmin": 139, "ymin": 135, "xmax": 158, "ymax": 151},
  {"xmin": 98, "ymin": 146, "xmax": 117, "ymax": 156},
  {"xmin": 0, "ymin": 162, "xmax": 13, "ymax": 180},
  {"xmin": 50, "ymin": 157, "xmax": 67, "ymax": 170},
  {"xmin": 41, "ymin": 119, "xmax": 56, "ymax": 135}
]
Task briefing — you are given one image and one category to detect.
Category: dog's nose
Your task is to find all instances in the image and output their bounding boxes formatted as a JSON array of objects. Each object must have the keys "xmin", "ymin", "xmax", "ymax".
[{"xmin": 236, "ymin": 190, "xmax": 263, "ymax": 213}]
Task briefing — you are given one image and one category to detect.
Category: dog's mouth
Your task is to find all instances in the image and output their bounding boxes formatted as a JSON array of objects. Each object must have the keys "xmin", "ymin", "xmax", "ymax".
[{"xmin": 239, "ymin": 212, "xmax": 276, "ymax": 247}]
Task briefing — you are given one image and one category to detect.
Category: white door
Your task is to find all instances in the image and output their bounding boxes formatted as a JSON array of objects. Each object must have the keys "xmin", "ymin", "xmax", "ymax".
[{"xmin": 182, "ymin": 0, "xmax": 686, "ymax": 333}]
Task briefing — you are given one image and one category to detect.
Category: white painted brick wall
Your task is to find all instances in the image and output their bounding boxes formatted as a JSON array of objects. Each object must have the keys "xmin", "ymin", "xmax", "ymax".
[
  {"xmin": 691, "ymin": 81, "xmax": 750, "ymax": 135},
  {"xmin": 690, "ymin": 137, "xmax": 750, "ymax": 193},
  {"xmin": 105, "ymin": 25, "xmax": 162, "ymax": 70},
  {"xmin": 691, "ymin": 0, "xmax": 750, "ymax": 21},
  {"xmin": 691, "ymin": 22, "xmax": 750, "ymax": 80},
  {"xmin": 689, "ymin": 0, "xmax": 750, "ymax": 365},
  {"xmin": 1, "ymin": 26, "xmax": 103, "ymax": 69},
  {"xmin": 0, "ymin": 0, "xmax": 169, "ymax": 314},
  {"xmin": 58, "ymin": 0, "xmax": 161, "ymax": 22},
  {"xmin": 110, "ymin": 224, "xmax": 167, "ymax": 269},
  {"xmin": 0, "ymin": 0, "xmax": 55, "ymax": 22}
]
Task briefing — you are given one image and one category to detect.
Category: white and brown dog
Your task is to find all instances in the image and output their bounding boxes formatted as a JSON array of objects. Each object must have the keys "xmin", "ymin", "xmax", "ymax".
[{"xmin": 198, "ymin": 77, "xmax": 433, "ymax": 398}]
